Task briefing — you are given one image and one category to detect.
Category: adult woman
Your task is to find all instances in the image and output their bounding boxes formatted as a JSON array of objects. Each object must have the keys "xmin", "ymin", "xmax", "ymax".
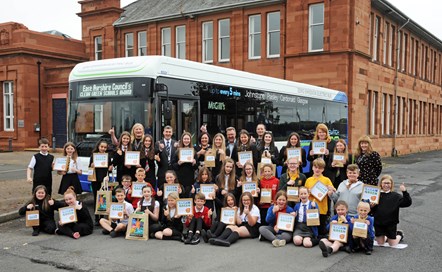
[
  {"xmin": 354, "ymin": 135, "xmax": 382, "ymax": 185},
  {"xmin": 307, "ymin": 124, "xmax": 335, "ymax": 179},
  {"xmin": 329, "ymin": 139, "xmax": 353, "ymax": 189},
  {"xmin": 258, "ymin": 131, "xmax": 279, "ymax": 165},
  {"xmin": 130, "ymin": 123, "xmax": 145, "ymax": 151},
  {"xmin": 195, "ymin": 132, "xmax": 211, "ymax": 168},
  {"xmin": 278, "ymin": 132, "xmax": 307, "ymax": 174}
]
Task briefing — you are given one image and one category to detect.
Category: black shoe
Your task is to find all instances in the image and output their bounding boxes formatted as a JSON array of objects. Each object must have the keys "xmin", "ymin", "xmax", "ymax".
[
  {"xmin": 212, "ymin": 238, "xmax": 231, "ymax": 247},
  {"xmin": 319, "ymin": 241, "xmax": 331, "ymax": 257},
  {"xmin": 344, "ymin": 245, "xmax": 352, "ymax": 253},
  {"xmin": 191, "ymin": 233, "xmax": 201, "ymax": 245},
  {"xmin": 184, "ymin": 232, "xmax": 193, "ymax": 244},
  {"xmin": 110, "ymin": 231, "xmax": 119, "ymax": 238},
  {"xmin": 95, "ymin": 220, "xmax": 100, "ymax": 226},
  {"xmin": 259, "ymin": 234, "xmax": 265, "ymax": 242},
  {"xmin": 201, "ymin": 229, "xmax": 209, "ymax": 243},
  {"xmin": 32, "ymin": 229, "xmax": 40, "ymax": 236},
  {"xmin": 397, "ymin": 230, "xmax": 404, "ymax": 242},
  {"xmin": 209, "ymin": 238, "xmax": 216, "ymax": 245},
  {"xmin": 102, "ymin": 229, "xmax": 111, "ymax": 235},
  {"xmin": 365, "ymin": 250, "xmax": 372, "ymax": 255}
]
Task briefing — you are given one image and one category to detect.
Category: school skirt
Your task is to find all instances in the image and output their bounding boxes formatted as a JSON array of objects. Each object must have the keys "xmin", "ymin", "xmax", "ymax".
[
  {"xmin": 58, "ymin": 173, "xmax": 83, "ymax": 195},
  {"xmin": 293, "ymin": 222, "xmax": 314, "ymax": 238},
  {"xmin": 240, "ymin": 222, "xmax": 260, "ymax": 238}
]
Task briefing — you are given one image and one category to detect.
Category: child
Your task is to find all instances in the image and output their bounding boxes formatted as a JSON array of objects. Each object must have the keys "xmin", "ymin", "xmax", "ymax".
[
  {"xmin": 351, "ymin": 201, "xmax": 375, "ymax": 255},
  {"xmin": 258, "ymin": 164, "xmax": 279, "ymax": 225},
  {"xmin": 372, "ymin": 175, "xmax": 412, "ymax": 246},
  {"xmin": 154, "ymin": 192, "xmax": 183, "ymax": 241},
  {"xmin": 135, "ymin": 185, "xmax": 161, "ymax": 236},
  {"xmin": 319, "ymin": 200, "xmax": 353, "ymax": 257},
  {"xmin": 238, "ymin": 162, "xmax": 260, "ymax": 205},
  {"xmin": 140, "ymin": 134, "xmax": 159, "ymax": 185},
  {"xmin": 304, "ymin": 158, "xmax": 335, "ymax": 236},
  {"xmin": 55, "ymin": 186, "xmax": 93, "ymax": 239},
  {"xmin": 278, "ymin": 132, "xmax": 307, "ymax": 174},
  {"xmin": 235, "ymin": 129, "xmax": 259, "ymax": 177},
  {"xmin": 258, "ymin": 131, "xmax": 279, "ymax": 165},
  {"xmin": 292, "ymin": 187, "xmax": 319, "ymax": 247},
  {"xmin": 210, "ymin": 133, "xmax": 226, "ymax": 180},
  {"xmin": 112, "ymin": 131, "xmax": 138, "ymax": 182},
  {"xmin": 329, "ymin": 139, "xmax": 353, "ymax": 189},
  {"xmin": 19, "ymin": 185, "xmax": 58, "ymax": 236},
  {"xmin": 172, "ymin": 132, "xmax": 198, "ymax": 196},
  {"xmin": 128, "ymin": 168, "xmax": 156, "ymax": 209},
  {"xmin": 203, "ymin": 193, "xmax": 236, "ymax": 243},
  {"xmin": 89, "ymin": 139, "xmax": 113, "ymax": 225},
  {"xmin": 100, "ymin": 188, "xmax": 134, "ymax": 238},
  {"xmin": 157, "ymin": 170, "xmax": 185, "ymax": 207},
  {"xmin": 58, "ymin": 142, "xmax": 83, "ymax": 195},
  {"xmin": 215, "ymin": 158, "xmax": 240, "ymax": 214},
  {"xmin": 184, "ymin": 192, "xmax": 212, "ymax": 245},
  {"xmin": 258, "ymin": 191, "xmax": 294, "ymax": 247},
  {"xmin": 330, "ymin": 164, "xmax": 363, "ymax": 217},
  {"xmin": 278, "ymin": 157, "xmax": 307, "ymax": 197},
  {"xmin": 117, "ymin": 175, "xmax": 132, "ymax": 203},
  {"xmin": 27, "ymin": 138, "xmax": 54, "ymax": 196},
  {"xmin": 190, "ymin": 167, "xmax": 217, "ymax": 211}
]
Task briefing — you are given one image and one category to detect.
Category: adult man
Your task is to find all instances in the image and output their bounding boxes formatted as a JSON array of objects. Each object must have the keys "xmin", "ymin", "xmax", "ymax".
[
  {"xmin": 225, "ymin": 127, "xmax": 238, "ymax": 163},
  {"xmin": 155, "ymin": 126, "xmax": 177, "ymax": 189}
]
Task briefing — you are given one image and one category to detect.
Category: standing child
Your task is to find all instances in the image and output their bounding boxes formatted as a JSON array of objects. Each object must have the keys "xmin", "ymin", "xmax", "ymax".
[
  {"xmin": 292, "ymin": 187, "xmax": 319, "ymax": 248},
  {"xmin": 184, "ymin": 192, "xmax": 212, "ymax": 245},
  {"xmin": 27, "ymin": 138, "xmax": 54, "ymax": 196},
  {"xmin": 135, "ymin": 185, "xmax": 161, "ymax": 236},
  {"xmin": 215, "ymin": 158, "xmax": 240, "ymax": 214},
  {"xmin": 55, "ymin": 186, "xmax": 93, "ymax": 239},
  {"xmin": 319, "ymin": 200, "xmax": 353, "ymax": 257},
  {"xmin": 112, "ymin": 131, "xmax": 138, "ymax": 183},
  {"xmin": 100, "ymin": 188, "xmax": 134, "ymax": 238},
  {"xmin": 330, "ymin": 164, "xmax": 363, "ymax": 217},
  {"xmin": 351, "ymin": 201, "xmax": 375, "ymax": 255},
  {"xmin": 157, "ymin": 170, "xmax": 185, "ymax": 207},
  {"xmin": 210, "ymin": 133, "xmax": 226, "ymax": 180},
  {"xmin": 258, "ymin": 131, "xmax": 279, "ymax": 165},
  {"xmin": 190, "ymin": 167, "xmax": 217, "ymax": 211},
  {"xmin": 58, "ymin": 142, "xmax": 83, "ymax": 195},
  {"xmin": 172, "ymin": 132, "xmax": 198, "ymax": 196},
  {"xmin": 154, "ymin": 192, "xmax": 183, "ymax": 241},
  {"xmin": 129, "ymin": 168, "xmax": 156, "ymax": 209},
  {"xmin": 258, "ymin": 164, "xmax": 279, "ymax": 225},
  {"xmin": 372, "ymin": 174, "xmax": 412, "ymax": 246},
  {"xmin": 140, "ymin": 134, "xmax": 159, "ymax": 185},
  {"xmin": 238, "ymin": 162, "xmax": 260, "ymax": 205}
]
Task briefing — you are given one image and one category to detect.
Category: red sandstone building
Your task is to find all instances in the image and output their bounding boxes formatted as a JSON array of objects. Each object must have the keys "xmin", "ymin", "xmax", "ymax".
[{"xmin": 1, "ymin": 0, "xmax": 442, "ymax": 155}]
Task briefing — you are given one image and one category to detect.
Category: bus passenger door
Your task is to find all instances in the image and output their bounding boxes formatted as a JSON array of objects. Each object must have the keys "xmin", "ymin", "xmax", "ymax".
[{"xmin": 160, "ymin": 98, "xmax": 199, "ymax": 144}]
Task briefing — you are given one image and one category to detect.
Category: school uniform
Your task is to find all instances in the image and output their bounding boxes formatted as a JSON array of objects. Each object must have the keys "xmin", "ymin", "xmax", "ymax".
[
  {"xmin": 293, "ymin": 201, "xmax": 319, "ymax": 239},
  {"xmin": 112, "ymin": 146, "xmax": 136, "ymax": 182},
  {"xmin": 258, "ymin": 145, "xmax": 279, "ymax": 165},
  {"xmin": 190, "ymin": 181, "xmax": 216, "ymax": 211},
  {"xmin": 328, "ymin": 153, "xmax": 354, "ymax": 189},
  {"xmin": 185, "ymin": 205, "xmax": 212, "ymax": 232},
  {"xmin": 237, "ymin": 204, "xmax": 261, "ymax": 238},
  {"xmin": 236, "ymin": 143, "xmax": 259, "ymax": 177},
  {"xmin": 351, "ymin": 215, "xmax": 375, "ymax": 252},
  {"xmin": 89, "ymin": 155, "xmax": 111, "ymax": 214},
  {"xmin": 140, "ymin": 148, "xmax": 157, "ymax": 185},
  {"xmin": 278, "ymin": 146, "xmax": 307, "ymax": 174},
  {"xmin": 258, "ymin": 176, "xmax": 279, "ymax": 225},
  {"xmin": 306, "ymin": 140, "xmax": 336, "ymax": 180},
  {"xmin": 58, "ymin": 157, "xmax": 82, "ymax": 195},
  {"xmin": 305, "ymin": 175, "xmax": 334, "ymax": 236},
  {"xmin": 331, "ymin": 179, "xmax": 363, "ymax": 217},
  {"xmin": 56, "ymin": 201, "xmax": 94, "ymax": 238},
  {"xmin": 160, "ymin": 207, "xmax": 184, "ymax": 238},
  {"xmin": 259, "ymin": 205, "xmax": 294, "ymax": 242},
  {"xmin": 19, "ymin": 199, "xmax": 61, "ymax": 234},
  {"xmin": 327, "ymin": 214, "xmax": 353, "ymax": 246},
  {"xmin": 138, "ymin": 198, "xmax": 162, "ymax": 235},
  {"xmin": 171, "ymin": 148, "xmax": 198, "ymax": 196},
  {"xmin": 28, "ymin": 152, "xmax": 54, "ymax": 195}
]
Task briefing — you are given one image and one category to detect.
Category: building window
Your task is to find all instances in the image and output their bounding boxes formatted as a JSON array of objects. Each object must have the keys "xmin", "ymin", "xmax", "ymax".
[
  {"xmin": 397, "ymin": 31, "xmax": 402, "ymax": 70},
  {"xmin": 267, "ymin": 11, "xmax": 280, "ymax": 58},
  {"xmin": 309, "ymin": 3, "xmax": 324, "ymax": 52},
  {"xmin": 161, "ymin": 28, "xmax": 171, "ymax": 57},
  {"xmin": 383, "ymin": 22, "xmax": 388, "ymax": 65},
  {"xmin": 125, "ymin": 33, "xmax": 134, "ymax": 57},
  {"xmin": 202, "ymin": 21, "xmax": 213, "ymax": 63},
  {"xmin": 3, "ymin": 81, "xmax": 14, "ymax": 131},
  {"xmin": 218, "ymin": 19, "xmax": 230, "ymax": 62},
  {"xmin": 94, "ymin": 36, "xmax": 102, "ymax": 60},
  {"xmin": 408, "ymin": 98, "xmax": 414, "ymax": 134},
  {"xmin": 248, "ymin": 14, "xmax": 261, "ymax": 59},
  {"xmin": 372, "ymin": 15, "xmax": 379, "ymax": 61},
  {"xmin": 138, "ymin": 31, "xmax": 147, "ymax": 56},
  {"xmin": 368, "ymin": 90, "xmax": 378, "ymax": 135},
  {"xmin": 176, "ymin": 26, "xmax": 186, "ymax": 59},
  {"xmin": 388, "ymin": 25, "xmax": 394, "ymax": 66},
  {"xmin": 94, "ymin": 104, "xmax": 103, "ymax": 132},
  {"xmin": 402, "ymin": 33, "xmax": 408, "ymax": 72}
]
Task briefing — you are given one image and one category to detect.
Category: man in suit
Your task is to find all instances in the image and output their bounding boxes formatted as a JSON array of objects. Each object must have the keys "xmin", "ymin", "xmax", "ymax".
[
  {"xmin": 225, "ymin": 127, "xmax": 238, "ymax": 163},
  {"xmin": 155, "ymin": 125, "xmax": 177, "ymax": 190}
]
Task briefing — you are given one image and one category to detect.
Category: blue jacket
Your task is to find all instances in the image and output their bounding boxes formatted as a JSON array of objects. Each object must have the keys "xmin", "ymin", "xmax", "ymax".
[
  {"xmin": 293, "ymin": 201, "xmax": 319, "ymax": 238},
  {"xmin": 352, "ymin": 215, "xmax": 375, "ymax": 240},
  {"xmin": 266, "ymin": 205, "xmax": 295, "ymax": 234},
  {"xmin": 327, "ymin": 214, "xmax": 354, "ymax": 246}
]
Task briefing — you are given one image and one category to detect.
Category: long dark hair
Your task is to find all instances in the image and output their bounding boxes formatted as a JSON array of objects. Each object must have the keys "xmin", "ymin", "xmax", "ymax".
[
  {"xmin": 141, "ymin": 134, "xmax": 155, "ymax": 160},
  {"xmin": 239, "ymin": 192, "xmax": 254, "ymax": 215},
  {"xmin": 28, "ymin": 185, "xmax": 51, "ymax": 212},
  {"xmin": 92, "ymin": 139, "xmax": 108, "ymax": 153}
]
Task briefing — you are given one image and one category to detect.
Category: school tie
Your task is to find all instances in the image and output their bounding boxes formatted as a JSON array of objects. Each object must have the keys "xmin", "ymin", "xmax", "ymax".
[
  {"xmin": 302, "ymin": 204, "xmax": 307, "ymax": 223},
  {"xmin": 166, "ymin": 141, "xmax": 171, "ymax": 164}
]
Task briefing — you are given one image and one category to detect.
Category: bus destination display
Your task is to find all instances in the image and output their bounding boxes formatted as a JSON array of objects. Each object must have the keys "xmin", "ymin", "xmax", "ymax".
[{"xmin": 78, "ymin": 82, "xmax": 134, "ymax": 98}]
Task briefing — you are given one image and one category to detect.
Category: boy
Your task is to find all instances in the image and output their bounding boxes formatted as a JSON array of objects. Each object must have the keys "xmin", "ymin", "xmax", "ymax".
[
  {"xmin": 319, "ymin": 200, "xmax": 353, "ymax": 257},
  {"xmin": 184, "ymin": 192, "xmax": 212, "ymax": 245},
  {"xmin": 351, "ymin": 201, "xmax": 375, "ymax": 255},
  {"xmin": 100, "ymin": 188, "xmax": 134, "ymax": 238},
  {"xmin": 129, "ymin": 168, "xmax": 156, "ymax": 209},
  {"xmin": 113, "ymin": 175, "xmax": 132, "ymax": 202},
  {"xmin": 27, "ymin": 138, "xmax": 54, "ymax": 195},
  {"xmin": 304, "ymin": 158, "xmax": 335, "ymax": 236}
]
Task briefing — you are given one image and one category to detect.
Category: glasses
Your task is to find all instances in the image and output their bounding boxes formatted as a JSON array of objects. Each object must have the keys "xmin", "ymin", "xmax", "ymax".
[{"xmin": 288, "ymin": 163, "xmax": 299, "ymax": 166}]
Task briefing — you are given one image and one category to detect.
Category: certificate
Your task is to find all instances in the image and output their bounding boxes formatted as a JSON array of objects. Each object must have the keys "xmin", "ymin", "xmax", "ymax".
[
  {"xmin": 361, "ymin": 185, "xmax": 381, "ymax": 204},
  {"xmin": 25, "ymin": 210, "xmax": 40, "ymax": 227},
  {"xmin": 276, "ymin": 212, "xmax": 295, "ymax": 231},
  {"xmin": 260, "ymin": 188, "xmax": 272, "ymax": 204},
  {"xmin": 352, "ymin": 219, "xmax": 368, "ymax": 238},
  {"xmin": 178, "ymin": 148, "xmax": 194, "ymax": 163},
  {"xmin": 220, "ymin": 208, "xmax": 237, "ymax": 225},
  {"xmin": 286, "ymin": 148, "xmax": 302, "ymax": 162},
  {"xmin": 200, "ymin": 184, "xmax": 215, "ymax": 200},
  {"xmin": 59, "ymin": 207, "xmax": 77, "ymax": 225},
  {"xmin": 238, "ymin": 151, "xmax": 253, "ymax": 166},
  {"xmin": 131, "ymin": 182, "xmax": 146, "ymax": 198},
  {"xmin": 242, "ymin": 182, "xmax": 258, "ymax": 197},
  {"xmin": 53, "ymin": 157, "xmax": 69, "ymax": 171},
  {"xmin": 310, "ymin": 180, "xmax": 329, "ymax": 202},
  {"xmin": 109, "ymin": 203, "xmax": 125, "ymax": 220},
  {"xmin": 163, "ymin": 184, "xmax": 179, "ymax": 199},
  {"xmin": 312, "ymin": 140, "xmax": 327, "ymax": 155},
  {"xmin": 204, "ymin": 151, "xmax": 216, "ymax": 167},
  {"xmin": 125, "ymin": 151, "xmax": 140, "ymax": 166},
  {"xmin": 87, "ymin": 167, "xmax": 96, "ymax": 182},
  {"xmin": 332, "ymin": 153, "xmax": 345, "ymax": 167},
  {"xmin": 328, "ymin": 223, "xmax": 349, "ymax": 243},
  {"xmin": 287, "ymin": 186, "xmax": 299, "ymax": 202},
  {"xmin": 306, "ymin": 209, "xmax": 320, "ymax": 226},
  {"xmin": 176, "ymin": 198, "xmax": 193, "ymax": 216},
  {"xmin": 93, "ymin": 153, "xmax": 108, "ymax": 168}
]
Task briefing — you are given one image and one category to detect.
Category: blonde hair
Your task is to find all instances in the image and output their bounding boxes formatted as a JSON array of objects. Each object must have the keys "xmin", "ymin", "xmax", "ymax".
[
  {"xmin": 63, "ymin": 142, "xmax": 78, "ymax": 162},
  {"xmin": 130, "ymin": 123, "xmax": 145, "ymax": 142},
  {"xmin": 313, "ymin": 123, "xmax": 331, "ymax": 143},
  {"xmin": 380, "ymin": 174, "xmax": 395, "ymax": 191},
  {"xmin": 312, "ymin": 158, "xmax": 326, "ymax": 169},
  {"xmin": 357, "ymin": 201, "xmax": 371, "ymax": 211},
  {"xmin": 64, "ymin": 186, "xmax": 77, "ymax": 198},
  {"xmin": 334, "ymin": 139, "xmax": 349, "ymax": 161},
  {"xmin": 211, "ymin": 133, "xmax": 226, "ymax": 161},
  {"xmin": 355, "ymin": 135, "xmax": 374, "ymax": 157}
]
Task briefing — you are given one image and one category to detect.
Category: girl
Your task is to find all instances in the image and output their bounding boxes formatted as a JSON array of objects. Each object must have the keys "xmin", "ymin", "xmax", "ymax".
[
  {"xmin": 157, "ymin": 170, "xmax": 185, "ymax": 207},
  {"xmin": 258, "ymin": 191, "xmax": 294, "ymax": 247},
  {"xmin": 190, "ymin": 167, "xmax": 216, "ymax": 210},
  {"xmin": 195, "ymin": 132, "xmax": 211, "ymax": 167},
  {"xmin": 258, "ymin": 164, "xmax": 279, "ymax": 225},
  {"xmin": 154, "ymin": 192, "xmax": 183, "ymax": 241},
  {"xmin": 329, "ymin": 139, "xmax": 353, "ymax": 189},
  {"xmin": 279, "ymin": 132, "xmax": 307, "ymax": 174},
  {"xmin": 254, "ymin": 123, "xmax": 266, "ymax": 150},
  {"xmin": 203, "ymin": 193, "xmax": 236, "ymax": 243},
  {"xmin": 278, "ymin": 157, "xmax": 307, "ymax": 194},
  {"xmin": 19, "ymin": 185, "xmax": 58, "ymax": 236},
  {"xmin": 307, "ymin": 123, "xmax": 335, "ymax": 180},
  {"xmin": 56, "ymin": 186, "xmax": 93, "ymax": 239},
  {"xmin": 355, "ymin": 135, "xmax": 382, "ymax": 186},
  {"xmin": 236, "ymin": 129, "xmax": 259, "ymax": 177},
  {"xmin": 258, "ymin": 131, "xmax": 279, "ymax": 165},
  {"xmin": 58, "ymin": 142, "xmax": 83, "ymax": 195},
  {"xmin": 209, "ymin": 192, "xmax": 261, "ymax": 247},
  {"xmin": 140, "ymin": 134, "xmax": 159, "ymax": 185},
  {"xmin": 112, "ymin": 131, "xmax": 138, "ymax": 182},
  {"xmin": 372, "ymin": 175, "xmax": 411, "ymax": 246},
  {"xmin": 172, "ymin": 132, "xmax": 197, "ymax": 196},
  {"xmin": 292, "ymin": 187, "xmax": 319, "ymax": 247},
  {"xmin": 135, "ymin": 185, "xmax": 161, "ymax": 236},
  {"xmin": 130, "ymin": 123, "xmax": 145, "ymax": 151},
  {"xmin": 89, "ymin": 139, "xmax": 113, "ymax": 225},
  {"xmin": 238, "ymin": 162, "xmax": 260, "ymax": 205},
  {"xmin": 215, "ymin": 158, "xmax": 240, "ymax": 214},
  {"xmin": 210, "ymin": 133, "xmax": 226, "ymax": 179}
]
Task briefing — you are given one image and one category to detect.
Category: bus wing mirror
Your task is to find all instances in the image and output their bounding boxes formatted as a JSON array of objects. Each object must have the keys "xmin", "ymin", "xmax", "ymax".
[{"xmin": 163, "ymin": 101, "xmax": 173, "ymax": 121}]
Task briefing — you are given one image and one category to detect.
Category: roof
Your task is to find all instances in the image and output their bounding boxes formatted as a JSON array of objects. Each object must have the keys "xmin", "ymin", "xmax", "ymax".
[
  {"xmin": 42, "ymin": 30, "xmax": 72, "ymax": 39},
  {"xmin": 114, "ymin": 0, "xmax": 283, "ymax": 27}
]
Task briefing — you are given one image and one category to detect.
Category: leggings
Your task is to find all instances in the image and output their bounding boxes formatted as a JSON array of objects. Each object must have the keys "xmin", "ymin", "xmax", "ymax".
[{"xmin": 259, "ymin": 225, "xmax": 292, "ymax": 242}]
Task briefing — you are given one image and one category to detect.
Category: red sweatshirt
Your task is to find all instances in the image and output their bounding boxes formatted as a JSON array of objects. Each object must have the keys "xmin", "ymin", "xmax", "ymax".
[
  {"xmin": 185, "ymin": 205, "xmax": 212, "ymax": 228},
  {"xmin": 259, "ymin": 176, "xmax": 279, "ymax": 209}
]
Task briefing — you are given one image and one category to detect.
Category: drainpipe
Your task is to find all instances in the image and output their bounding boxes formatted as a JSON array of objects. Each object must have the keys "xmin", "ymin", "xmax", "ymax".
[{"xmin": 37, "ymin": 61, "xmax": 42, "ymax": 139}]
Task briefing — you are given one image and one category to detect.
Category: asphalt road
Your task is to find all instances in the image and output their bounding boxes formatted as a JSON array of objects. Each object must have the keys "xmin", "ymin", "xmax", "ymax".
[{"xmin": 0, "ymin": 151, "xmax": 441, "ymax": 271}]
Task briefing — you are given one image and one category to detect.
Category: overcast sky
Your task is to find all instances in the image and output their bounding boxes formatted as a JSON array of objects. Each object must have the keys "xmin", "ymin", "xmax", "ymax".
[{"xmin": 1, "ymin": 0, "xmax": 441, "ymax": 41}]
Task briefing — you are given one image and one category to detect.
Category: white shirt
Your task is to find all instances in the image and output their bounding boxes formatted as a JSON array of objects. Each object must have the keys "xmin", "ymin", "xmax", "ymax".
[
  {"xmin": 28, "ymin": 152, "xmax": 50, "ymax": 169},
  {"xmin": 141, "ymin": 198, "xmax": 160, "ymax": 209},
  {"xmin": 237, "ymin": 204, "xmax": 261, "ymax": 224}
]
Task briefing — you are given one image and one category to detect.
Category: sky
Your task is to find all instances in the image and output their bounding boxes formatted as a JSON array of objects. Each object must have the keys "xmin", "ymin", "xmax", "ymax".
[{"xmin": 1, "ymin": 0, "xmax": 441, "ymax": 41}]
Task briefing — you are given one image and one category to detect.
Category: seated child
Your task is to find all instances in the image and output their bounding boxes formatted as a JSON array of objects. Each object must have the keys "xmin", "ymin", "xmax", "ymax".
[
  {"xmin": 184, "ymin": 192, "xmax": 212, "ymax": 245},
  {"xmin": 154, "ymin": 192, "xmax": 183, "ymax": 241},
  {"xmin": 292, "ymin": 187, "xmax": 319, "ymax": 247},
  {"xmin": 203, "ymin": 193, "xmax": 236, "ymax": 243},
  {"xmin": 135, "ymin": 185, "xmax": 161, "ymax": 236},
  {"xmin": 100, "ymin": 188, "xmax": 134, "ymax": 238},
  {"xmin": 351, "ymin": 201, "xmax": 375, "ymax": 255}
]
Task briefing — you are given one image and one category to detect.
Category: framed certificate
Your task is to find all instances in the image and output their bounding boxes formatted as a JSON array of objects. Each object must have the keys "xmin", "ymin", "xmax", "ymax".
[
  {"xmin": 178, "ymin": 148, "xmax": 194, "ymax": 163},
  {"xmin": 238, "ymin": 151, "xmax": 253, "ymax": 166},
  {"xmin": 93, "ymin": 153, "xmax": 108, "ymax": 168},
  {"xmin": 310, "ymin": 180, "xmax": 329, "ymax": 202},
  {"xmin": 109, "ymin": 203, "xmax": 125, "ymax": 220},
  {"xmin": 126, "ymin": 213, "xmax": 149, "ymax": 241},
  {"xmin": 59, "ymin": 206, "xmax": 77, "ymax": 225},
  {"xmin": 306, "ymin": 209, "xmax": 320, "ymax": 226},
  {"xmin": 332, "ymin": 153, "xmax": 345, "ymax": 167},
  {"xmin": 200, "ymin": 184, "xmax": 215, "ymax": 200},
  {"xmin": 352, "ymin": 219, "xmax": 368, "ymax": 238},
  {"xmin": 328, "ymin": 223, "xmax": 349, "ymax": 243},
  {"xmin": 53, "ymin": 156, "xmax": 69, "ymax": 171},
  {"xmin": 276, "ymin": 212, "xmax": 295, "ymax": 232},
  {"xmin": 163, "ymin": 184, "xmax": 179, "ymax": 199},
  {"xmin": 204, "ymin": 151, "xmax": 216, "ymax": 168},
  {"xmin": 176, "ymin": 198, "xmax": 194, "ymax": 216},
  {"xmin": 287, "ymin": 148, "xmax": 302, "ymax": 162},
  {"xmin": 25, "ymin": 210, "xmax": 40, "ymax": 227},
  {"xmin": 131, "ymin": 182, "xmax": 146, "ymax": 198},
  {"xmin": 125, "ymin": 151, "xmax": 140, "ymax": 166},
  {"xmin": 242, "ymin": 182, "xmax": 258, "ymax": 197},
  {"xmin": 260, "ymin": 188, "xmax": 272, "ymax": 204},
  {"xmin": 286, "ymin": 186, "xmax": 299, "ymax": 202},
  {"xmin": 95, "ymin": 191, "xmax": 111, "ymax": 215},
  {"xmin": 361, "ymin": 184, "xmax": 381, "ymax": 204},
  {"xmin": 312, "ymin": 140, "xmax": 327, "ymax": 155},
  {"xmin": 220, "ymin": 208, "xmax": 237, "ymax": 225}
]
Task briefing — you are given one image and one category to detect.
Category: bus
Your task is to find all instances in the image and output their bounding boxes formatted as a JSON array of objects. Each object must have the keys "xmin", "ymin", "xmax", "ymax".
[{"xmin": 68, "ymin": 56, "xmax": 348, "ymax": 156}]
